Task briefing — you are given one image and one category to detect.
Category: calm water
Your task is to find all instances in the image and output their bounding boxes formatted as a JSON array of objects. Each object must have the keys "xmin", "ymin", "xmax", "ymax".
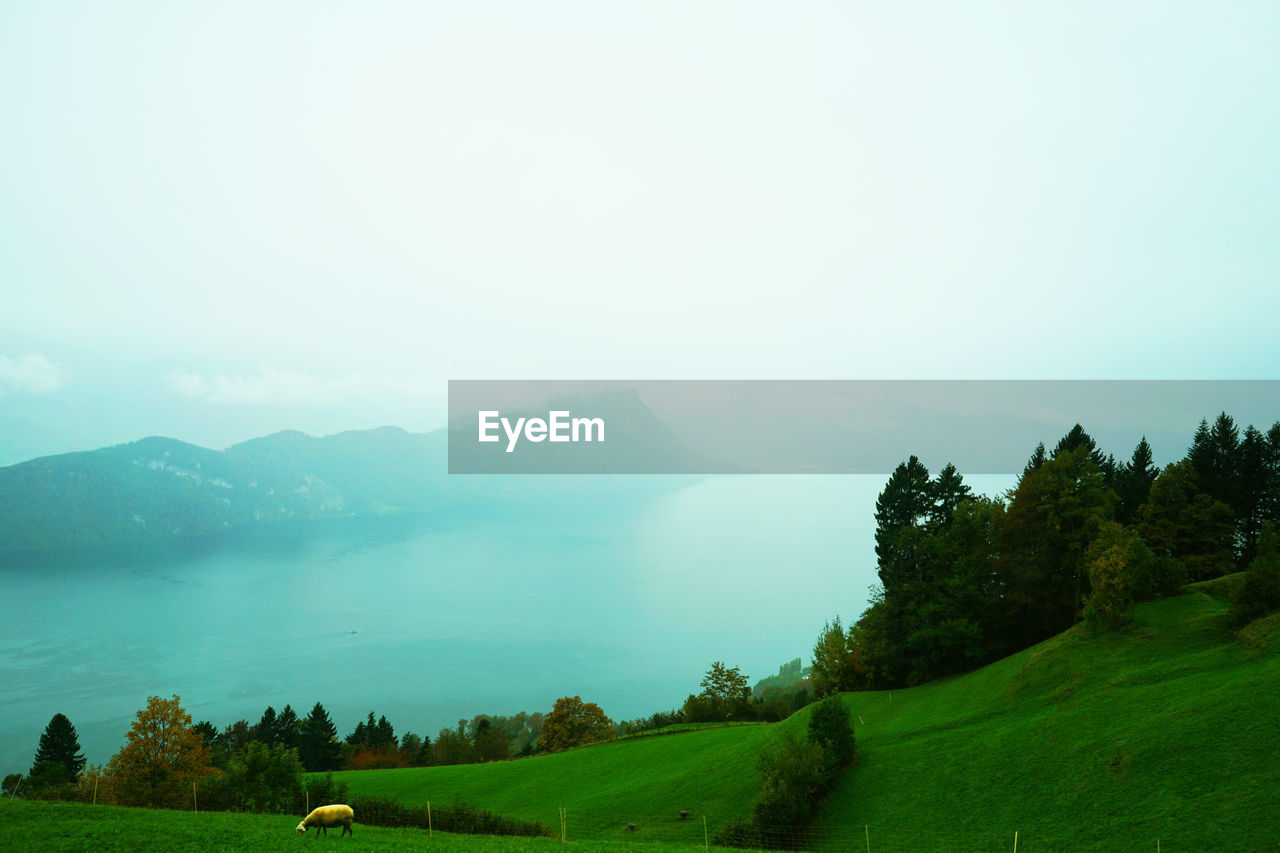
[{"xmin": 0, "ymin": 475, "xmax": 1011, "ymax": 772}]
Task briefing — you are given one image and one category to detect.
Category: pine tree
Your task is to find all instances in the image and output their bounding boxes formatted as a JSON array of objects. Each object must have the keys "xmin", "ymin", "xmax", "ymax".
[
  {"xmin": 31, "ymin": 713, "xmax": 86, "ymax": 781},
  {"xmin": 874, "ymin": 456, "xmax": 932, "ymax": 589},
  {"xmin": 1237, "ymin": 425, "xmax": 1270, "ymax": 565},
  {"xmin": 374, "ymin": 715, "xmax": 397, "ymax": 750},
  {"xmin": 1022, "ymin": 442, "xmax": 1047, "ymax": 481},
  {"xmin": 1051, "ymin": 424, "xmax": 1116, "ymax": 484},
  {"xmin": 1116, "ymin": 437, "xmax": 1160, "ymax": 525},
  {"xmin": 254, "ymin": 706, "xmax": 280, "ymax": 745},
  {"xmin": 928, "ymin": 463, "xmax": 971, "ymax": 529},
  {"xmin": 276, "ymin": 704, "xmax": 300, "ymax": 751},
  {"xmin": 1264, "ymin": 422, "xmax": 1280, "ymax": 524},
  {"xmin": 299, "ymin": 702, "xmax": 341, "ymax": 772}
]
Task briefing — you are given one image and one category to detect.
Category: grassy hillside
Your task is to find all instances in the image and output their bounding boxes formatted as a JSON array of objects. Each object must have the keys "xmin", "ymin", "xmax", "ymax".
[
  {"xmin": 328, "ymin": 587, "xmax": 1280, "ymax": 852},
  {"xmin": 0, "ymin": 799, "xmax": 723, "ymax": 853},
  {"xmin": 814, "ymin": 586, "xmax": 1280, "ymax": 851},
  {"xmin": 331, "ymin": 723, "xmax": 779, "ymax": 846}
]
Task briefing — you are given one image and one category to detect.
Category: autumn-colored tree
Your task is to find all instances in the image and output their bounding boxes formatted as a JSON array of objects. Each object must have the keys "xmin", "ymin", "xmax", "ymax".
[
  {"xmin": 105, "ymin": 695, "xmax": 217, "ymax": 808},
  {"xmin": 538, "ymin": 696, "xmax": 614, "ymax": 753}
]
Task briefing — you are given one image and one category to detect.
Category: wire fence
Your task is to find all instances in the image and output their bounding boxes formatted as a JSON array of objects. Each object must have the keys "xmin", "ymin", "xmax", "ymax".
[{"xmin": 512, "ymin": 809, "xmax": 1175, "ymax": 853}]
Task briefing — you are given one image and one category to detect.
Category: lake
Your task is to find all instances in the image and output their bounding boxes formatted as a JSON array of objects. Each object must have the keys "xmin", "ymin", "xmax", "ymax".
[{"xmin": 0, "ymin": 474, "xmax": 1011, "ymax": 772}]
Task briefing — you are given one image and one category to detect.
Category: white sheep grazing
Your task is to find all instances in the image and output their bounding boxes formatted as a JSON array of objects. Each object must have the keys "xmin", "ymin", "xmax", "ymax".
[{"xmin": 296, "ymin": 804, "xmax": 355, "ymax": 837}]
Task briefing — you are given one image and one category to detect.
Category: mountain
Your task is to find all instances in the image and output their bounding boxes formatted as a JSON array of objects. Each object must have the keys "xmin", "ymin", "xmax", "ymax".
[
  {"xmin": 0, "ymin": 387, "xmax": 733, "ymax": 553},
  {"xmin": 0, "ymin": 427, "xmax": 447, "ymax": 553}
]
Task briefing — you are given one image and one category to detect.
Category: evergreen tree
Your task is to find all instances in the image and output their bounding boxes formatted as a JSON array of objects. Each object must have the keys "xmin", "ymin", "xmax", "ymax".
[
  {"xmin": 1189, "ymin": 412, "xmax": 1241, "ymax": 508},
  {"xmin": 1265, "ymin": 423, "xmax": 1280, "ymax": 524},
  {"xmin": 276, "ymin": 704, "xmax": 301, "ymax": 751},
  {"xmin": 299, "ymin": 702, "xmax": 341, "ymax": 772},
  {"xmin": 998, "ymin": 447, "xmax": 1115, "ymax": 645},
  {"xmin": 928, "ymin": 463, "xmax": 971, "ymax": 529},
  {"xmin": 31, "ymin": 713, "xmax": 86, "ymax": 781},
  {"xmin": 1115, "ymin": 437, "xmax": 1160, "ymax": 525},
  {"xmin": 1051, "ymin": 424, "xmax": 1116, "ymax": 485},
  {"xmin": 374, "ymin": 715, "xmax": 397, "ymax": 750},
  {"xmin": 1237, "ymin": 425, "xmax": 1270, "ymax": 565},
  {"xmin": 346, "ymin": 712, "xmax": 377, "ymax": 747},
  {"xmin": 254, "ymin": 706, "xmax": 280, "ymax": 745},
  {"xmin": 1022, "ymin": 442, "xmax": 1047, "ymax": 481}
]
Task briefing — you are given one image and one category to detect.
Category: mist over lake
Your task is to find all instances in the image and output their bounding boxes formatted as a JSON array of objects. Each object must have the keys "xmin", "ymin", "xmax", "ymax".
[{"xmin": 1, "ymin": 475, "xmax": 1004, "ymax": 772}]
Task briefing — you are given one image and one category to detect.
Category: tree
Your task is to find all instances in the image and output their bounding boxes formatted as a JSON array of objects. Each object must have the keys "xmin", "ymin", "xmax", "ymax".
[
  {"xmin": 210, "ymin": 741, "xmax": 303, "ymax": 813},
  {"xmin": 1137, "ymin": 460, "xmax": 1234, "ymax": 581},
  {"xmin": 699, "ymin": 661, "xmax": 751, "ymax": 719},
  {"xmin": 473, "ymin": 718, "xmax": 509, "ymax": 762},
  {"xmin": 298, "ymin": 703, "xmax": 341, "ymax": 772},
  {"xmin": 998, "ymin": 447, "xmax": 1115, "ymax": 645},
  {"xmin": 276, "ymin": 705, "xmax": 301, "ymax": 751},
  {"xmin": 1052, "ymin": 424, "xmax": 1117, "ymax": 485},
  {"xmin": 1115, "ymin": 437, "xmax": 1160, "ymax": 525},
  {"xmin": 538, "ymin": 697, "xmax": 614, "ymax": 753},
  {"xmin": 431, "ymin": 723, "xmax": 475, "ymax": 765},
  {"xmin": 253, "ymin": 706, "xmax": 280, "ymax": 745},
  {"xmin": 1233, "ymin": 523, "xmax": 1280, "ymax": 625},
  {"xmin": 810, "ymin": 618, "xmax": 855, "ymax": 697},
  {"xmin": 31, "ymin": 713, "xmax": 86, "ymax": 782},
  {"xmin": 750, "ymin": 731, "xmax": 827, "ymax": 849},
  {"xmin": 105, "ymin": 695, "xmax": 217, "ymax": 808},
  {"xmin": 1237, "ymin": 425, "xmax": 1270, "ymax": 565},
  {"xmin": 928, "ymin": 463, "xmax": 972, "ymax": 529},
  {"xmin": 806, "ymin": 697, "xmax": 856, "ymax": 777}
]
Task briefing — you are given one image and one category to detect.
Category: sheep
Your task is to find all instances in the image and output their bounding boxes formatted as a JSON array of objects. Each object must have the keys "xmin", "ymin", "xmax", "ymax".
[{"xmin": 296, "ymin": 804, "xmax": 355, "ymax": 837}]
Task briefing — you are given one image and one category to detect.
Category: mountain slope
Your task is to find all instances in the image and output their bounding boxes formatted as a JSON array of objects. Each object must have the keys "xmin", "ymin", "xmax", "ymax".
[{"xmin": 0, "ymin": 427, "xmax": 446, "ymax": 552}]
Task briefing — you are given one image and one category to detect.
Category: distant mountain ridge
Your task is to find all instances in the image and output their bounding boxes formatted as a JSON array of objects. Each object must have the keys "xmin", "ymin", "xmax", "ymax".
[
  {"xmin": 0, "ymin": 426, "xmax": 447, "ymax": 553},
  {"xmin": 0, "ymin": 388, "xmax": 739, "ymax": 554}
]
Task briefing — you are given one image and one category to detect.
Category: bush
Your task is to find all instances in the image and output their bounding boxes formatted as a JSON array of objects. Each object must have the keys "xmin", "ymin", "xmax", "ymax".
[{"xmin": 807, "ymin": 697, "xmax": 856, "ymax": 777}]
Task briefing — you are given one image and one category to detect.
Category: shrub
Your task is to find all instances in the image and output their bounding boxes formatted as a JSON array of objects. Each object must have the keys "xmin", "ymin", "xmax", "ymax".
[{"xmin": 807, "ymin": 697, "xmax": 856, "ymax": 777}]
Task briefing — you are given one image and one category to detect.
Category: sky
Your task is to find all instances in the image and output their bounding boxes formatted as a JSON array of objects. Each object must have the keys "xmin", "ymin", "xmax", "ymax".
[{"xmin": 2, "ymin": 1, "xmax": 1279, "ymax": 465}]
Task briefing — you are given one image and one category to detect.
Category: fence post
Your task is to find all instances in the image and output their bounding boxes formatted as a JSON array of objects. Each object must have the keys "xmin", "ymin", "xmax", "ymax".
[
  {"xmin": 193, "ymin": 780, "xmax": 198, "ymax": 813},
  {"xmin": 92, "ymin": 774, "xmax": 98, "ymax": 806},
  {"xmin": 427, "ymin": 800, "xmax": 432, "ymax": 837},
  {"xmin": 865, "ymin": 824, "xmax": 871, "ymax": 853},
  {"xmin": 1013, "ymin": 830, "xmax": 1018, "ymax": 852}
]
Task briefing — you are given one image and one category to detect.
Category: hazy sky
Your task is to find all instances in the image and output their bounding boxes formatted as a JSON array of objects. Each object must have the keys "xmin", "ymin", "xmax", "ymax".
[{"xmin": 2, "ymin": 2, "xmax": 1278, "ymax": 463}]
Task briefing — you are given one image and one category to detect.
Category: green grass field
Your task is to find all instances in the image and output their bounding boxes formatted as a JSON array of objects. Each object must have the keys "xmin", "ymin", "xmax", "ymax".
[
  {"xmin": 0, "ymin": 799, "xmax": 725, "ymax": 853},
  {"xmin": 329, "ymin": 722, "xmax": 779, "ymax": 845},
  {"xmin": 812, "ymin": 587, "xmax": 1280, "ymax": 851},
  {"xmin": 325, "ymin": 585, "xmax": 1280, "ymax": 852}
]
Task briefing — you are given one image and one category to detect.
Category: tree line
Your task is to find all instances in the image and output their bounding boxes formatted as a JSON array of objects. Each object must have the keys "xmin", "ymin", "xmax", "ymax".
[{"xmin": 811, "ymin": 413, "xmax": 1280, "ymax": 692}]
